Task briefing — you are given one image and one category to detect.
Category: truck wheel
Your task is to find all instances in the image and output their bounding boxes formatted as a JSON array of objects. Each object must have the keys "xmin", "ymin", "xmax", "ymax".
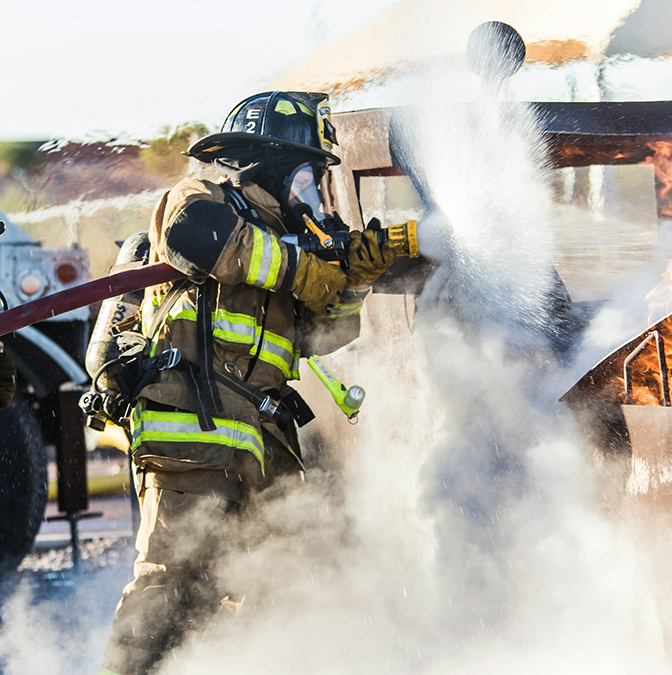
[{"xmin": 0, "ymin": 394, "xmax": 47, "ymax": 577}]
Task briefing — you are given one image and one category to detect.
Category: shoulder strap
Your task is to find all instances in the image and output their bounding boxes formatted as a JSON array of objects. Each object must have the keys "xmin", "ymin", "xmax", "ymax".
[
  {"xmin": 147, "ymin": 277, "xmax": 196, "ymax": 340},
  {"xmin": 221, "ymin": 185, "xmax": 266, "ymax": 228},
  {"xmin": 194, "ymin": 278, "xmax": 223, "ymax": 431}
]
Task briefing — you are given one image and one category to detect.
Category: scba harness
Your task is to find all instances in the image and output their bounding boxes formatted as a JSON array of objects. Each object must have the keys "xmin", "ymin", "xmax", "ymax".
[{"xmin": 80, "ymin": 186, "xmax": 314, "ymax": 455}]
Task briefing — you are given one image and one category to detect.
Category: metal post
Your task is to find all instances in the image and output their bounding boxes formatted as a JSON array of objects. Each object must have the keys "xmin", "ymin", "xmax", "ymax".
[
  {"xmin": 68, "ymin": 512, "xmax": 80, "ymax": 568},
  {"xmin": 623, "ymin": 330, "xmax": 671, "ymax": 405}
]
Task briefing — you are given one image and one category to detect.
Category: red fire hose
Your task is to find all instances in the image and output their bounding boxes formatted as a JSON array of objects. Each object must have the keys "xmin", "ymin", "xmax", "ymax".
[{"xmin": 0, "ymin": 262, "xmax": 186, "ymax": 337}]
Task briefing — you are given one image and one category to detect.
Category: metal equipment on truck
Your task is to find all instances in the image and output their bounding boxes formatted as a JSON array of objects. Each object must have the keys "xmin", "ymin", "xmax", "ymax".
[{"xmin": 0, "ymin": 210, "xmax": 90, "ymax": 575}]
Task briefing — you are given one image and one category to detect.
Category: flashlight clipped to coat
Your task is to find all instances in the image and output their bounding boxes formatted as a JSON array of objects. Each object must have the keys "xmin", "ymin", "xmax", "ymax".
[{"xmin": 283, "ymin": 207, "xmax": 420, "ymax": 422}]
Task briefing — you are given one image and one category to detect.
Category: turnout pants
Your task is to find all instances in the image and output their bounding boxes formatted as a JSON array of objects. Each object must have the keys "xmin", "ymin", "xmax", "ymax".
[{"xmin": 100, "ymin": 444, "xmax": 300, "ymax": 675}]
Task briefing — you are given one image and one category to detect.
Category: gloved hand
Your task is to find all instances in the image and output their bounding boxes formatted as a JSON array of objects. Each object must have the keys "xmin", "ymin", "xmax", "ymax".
[
  {"xmin": 346, "ymin": 218, "xmax": 398, "ymax": 289},
  {"xmin": 292, "ymin": 252, "xmax": 348, "ymax": 317},
  {"xmin": 0, "ymin": 348, "xmax": 17, "ymax": 409}
]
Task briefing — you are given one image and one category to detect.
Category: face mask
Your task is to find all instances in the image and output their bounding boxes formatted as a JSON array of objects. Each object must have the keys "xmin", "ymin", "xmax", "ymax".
[
  {"xmin": 282, "ymin": 162, "xmax": 330, "ymax": 224},
  {"xmin": 215, "ymin": 148, "xmax": 318, "ymax": 204}
]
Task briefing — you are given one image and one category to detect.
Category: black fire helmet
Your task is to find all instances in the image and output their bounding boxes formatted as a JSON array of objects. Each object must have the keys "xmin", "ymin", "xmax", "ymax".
[{"xmin": 187, "ymin": 91, "xmax": 340, "ymax": 167}]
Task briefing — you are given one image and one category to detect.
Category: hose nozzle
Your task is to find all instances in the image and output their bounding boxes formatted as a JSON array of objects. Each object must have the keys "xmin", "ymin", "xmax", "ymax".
[{"xmin": 381, "ymin": 220, "xmax": 419, "ymax": 258}]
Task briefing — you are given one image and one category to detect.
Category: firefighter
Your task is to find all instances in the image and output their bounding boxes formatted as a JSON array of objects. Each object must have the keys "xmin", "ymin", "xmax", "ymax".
[
  {"xmin": 99, "ymin": 91, "xmax": 397, "ymax": 675},
  {"xmin": 0, "ymin": 346, "xmax": 16, "ymax": 409}
]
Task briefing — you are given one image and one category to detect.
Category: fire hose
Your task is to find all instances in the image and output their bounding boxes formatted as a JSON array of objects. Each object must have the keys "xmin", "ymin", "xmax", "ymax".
[
  {"xmin": 0, "ymin": 262, "xmax": 186, "ymax": 337},
  {"xmin": 0, "ymin": 220, "xmax": 419, "ymax": 337}
]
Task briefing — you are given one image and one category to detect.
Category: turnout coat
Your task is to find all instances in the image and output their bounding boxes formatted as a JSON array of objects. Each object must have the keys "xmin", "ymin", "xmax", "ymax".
[{"xmin": 131, "ymin": 177, "xmax": 359, "ymax": 481}]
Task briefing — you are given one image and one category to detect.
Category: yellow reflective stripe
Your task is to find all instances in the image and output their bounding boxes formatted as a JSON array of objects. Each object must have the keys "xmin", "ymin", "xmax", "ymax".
[
  {"xmin": 296, "ymin": 101, "xmax": 315, "ymax": 116},
  {"xmin": 326, "ymin": 299, "xmax": 364, "ymax": 319},
  {"xmin": 142, "ymin": 301, "xmax": 159, "ymax": 356},
  {"xmin": 212, "ymin": 308, "xmax": 257, "ymax": 345},
  {"xmin": 143, "ymin": 292, "xmax": 296, "ymax": 378},
  {"xmin": 259, "ymin": 348, "xmax": 291, "ymax": 378},
  {"xmin": 246, "ymin": 227, "xmax": 264, "ymax": 285},
  {"xmin": 289, "ymin": 350, "xmax": 301, "ymax": 380},
  {"xmin": 289, "ymin": 349, "xmax": 301, "ymax": 380},
  {"xmin": 250, "ymin": 329, "xmax": 294, "ymax": 377},
  {"xmin": 132, "ymin": 409, "xmax": 264, "ymax": 469},
  {"xmin": 145, "ymin": 293, "xmax": 258, "ymax": 346},
  {"xmin": 263, "ymin": 330, "xmax": 293, "ymax": 355},
  {"xmin": 246, "ymin": 227, "xmax": 283, "ymax": 289},
  {"xmin": 285, "ymin": 442, "xmax": 306, "ymax": 471},
  {"xmin": 99, "ymin": 669, "xmax": 122, "ymax": 675}
]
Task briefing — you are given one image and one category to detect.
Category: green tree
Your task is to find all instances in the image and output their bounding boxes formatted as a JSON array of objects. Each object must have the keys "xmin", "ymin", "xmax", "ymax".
[{"xmin": 139, "ymin": 124, "xmax": 209, "ymax": 178}]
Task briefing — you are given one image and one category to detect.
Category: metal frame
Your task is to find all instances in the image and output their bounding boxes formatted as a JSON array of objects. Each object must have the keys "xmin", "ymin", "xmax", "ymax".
[{"xmin": 623, "ymin": 330, "xmax": 671, "ymax": 406}]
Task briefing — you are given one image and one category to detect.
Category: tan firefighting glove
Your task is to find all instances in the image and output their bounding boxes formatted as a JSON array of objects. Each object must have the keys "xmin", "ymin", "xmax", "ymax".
[
  {"xmin": 0, "ymin": 349, "xmax": 17, "ymax": 409},
  {"xmin": 292, "ymin": 252, "xmax": 348, "ymax": 317},
  {"xmin": 346, "ymin": 219, "xmax": 398, "ymax": 289}
]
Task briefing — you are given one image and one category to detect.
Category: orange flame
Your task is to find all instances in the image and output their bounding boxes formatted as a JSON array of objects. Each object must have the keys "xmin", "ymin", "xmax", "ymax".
[
  {"xmin": 619, "ymin": 318, "xmax": 672, "ymax": 406},
  {"xmin": 643, "ymin": 141, "xmax": 672, "ymax": 220}
]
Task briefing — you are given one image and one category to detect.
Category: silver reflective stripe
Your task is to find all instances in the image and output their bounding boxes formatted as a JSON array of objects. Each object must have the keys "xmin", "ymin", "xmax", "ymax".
[
  {"xmin": 213, "ymin": 315, "xmax": 257, "ymax": 342},
  {"xmin": 256, "ymin": 230, "xmax": 275, "ymax": 286},
  {"xmin": 260, "ymin": 338, "xmax": 292, "ymax": 365}
]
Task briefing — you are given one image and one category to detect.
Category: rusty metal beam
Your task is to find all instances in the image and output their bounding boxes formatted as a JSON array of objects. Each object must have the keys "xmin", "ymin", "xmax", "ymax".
[{"xmin": 534, "ymin": 101, "xmax": 672, "ymax": 168}]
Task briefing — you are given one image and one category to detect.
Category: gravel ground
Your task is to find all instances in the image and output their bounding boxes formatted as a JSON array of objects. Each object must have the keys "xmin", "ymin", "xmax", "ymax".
[
  {"xmin": 18, "ymin": 537, "xmax": 135, "ymax": 575},
  {"xmin": 0, "ymin": 537, "xmax": 136, "ymax": 675}
]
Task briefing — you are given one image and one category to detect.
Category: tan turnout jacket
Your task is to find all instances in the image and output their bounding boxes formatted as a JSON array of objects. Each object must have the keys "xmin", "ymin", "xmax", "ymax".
[{"xmin": 131, "ymin": 178, "xmax": 359, "ymax": 475}]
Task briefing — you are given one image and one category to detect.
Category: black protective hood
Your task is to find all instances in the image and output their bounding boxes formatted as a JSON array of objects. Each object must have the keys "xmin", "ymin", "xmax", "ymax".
[{"xmin": 211, "ymin": 145, "xmax": 323, "ymax": 202}]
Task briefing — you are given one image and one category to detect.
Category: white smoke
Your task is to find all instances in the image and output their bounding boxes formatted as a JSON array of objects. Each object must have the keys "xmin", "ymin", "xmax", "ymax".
[{"xmin": 159, "ymin": 25, "xmax": 668, "ymax": 675}]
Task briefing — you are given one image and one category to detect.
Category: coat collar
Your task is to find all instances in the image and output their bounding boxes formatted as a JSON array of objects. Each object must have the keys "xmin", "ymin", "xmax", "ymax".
[{"xmin": 238, "ymin": 182, "xmax": 288, "ymax": 235}]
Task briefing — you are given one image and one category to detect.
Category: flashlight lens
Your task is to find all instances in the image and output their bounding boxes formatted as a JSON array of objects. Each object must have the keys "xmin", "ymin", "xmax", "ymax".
[{"xmin": 344, "ymin": 386, "xmax": 366, "ymax": 411}]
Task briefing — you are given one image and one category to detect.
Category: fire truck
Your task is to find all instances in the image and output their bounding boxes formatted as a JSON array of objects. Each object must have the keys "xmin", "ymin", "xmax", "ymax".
[{"xmin": 0, "ymin": 210, "xmax": 90, "ymax": 575}]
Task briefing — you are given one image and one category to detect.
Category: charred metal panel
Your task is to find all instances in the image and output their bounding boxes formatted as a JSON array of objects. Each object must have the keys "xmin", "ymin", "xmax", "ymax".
[
  {"xmin": 561, "ymin": 312, "xmax": 672, "ymax": 406},
  {"xmin": 333, "ymin": 102, "xmax": 672, "ymax": 299},
  {"xmin": 528, "ymin": 101, "xmax": 672, "ymax": 168},
  {"xmin": 536, "ymin": 100, "xmax": 672, "ymax": 134},
  {"xmin": 336, "ymin": 101, "xmax": 672, "ymax": 173}
]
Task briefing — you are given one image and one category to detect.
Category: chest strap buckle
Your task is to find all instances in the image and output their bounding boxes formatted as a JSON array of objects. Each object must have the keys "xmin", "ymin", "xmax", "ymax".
[
  {"xmin": 157, "ymin": 348, "xmax": 182, "ymax": 371},
  {"xmin": 258, "ymin": 395, "xmax": 279, "ymax": 421}
]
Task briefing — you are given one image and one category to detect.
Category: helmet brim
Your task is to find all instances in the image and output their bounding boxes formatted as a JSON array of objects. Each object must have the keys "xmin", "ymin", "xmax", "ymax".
[{"xmin": 187, "ymin": 132, "xmax": 341, "ymax": 166}]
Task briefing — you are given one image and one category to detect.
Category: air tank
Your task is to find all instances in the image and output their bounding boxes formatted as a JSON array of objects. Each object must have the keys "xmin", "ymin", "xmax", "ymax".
[{"xmin": 85, "ymin": 232, "xmax": 150, "ymax": 391}]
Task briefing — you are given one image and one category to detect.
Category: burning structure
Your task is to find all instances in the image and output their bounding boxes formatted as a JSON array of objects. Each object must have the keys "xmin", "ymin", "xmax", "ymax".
[{"xmin": 318, "ymin": 19, "xmax": 672, "ymax": 655}]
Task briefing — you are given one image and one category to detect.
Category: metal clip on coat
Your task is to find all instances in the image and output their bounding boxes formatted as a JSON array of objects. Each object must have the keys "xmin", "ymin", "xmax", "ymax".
[{"xmin": 307, "ymin": 355, "xmax": 366, "ymax": 422}]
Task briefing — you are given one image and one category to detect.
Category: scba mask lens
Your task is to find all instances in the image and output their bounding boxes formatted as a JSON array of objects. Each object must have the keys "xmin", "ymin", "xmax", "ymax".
[{"xmin": 284, "ymin": 162, "xmax": 330, "ymax": 224}]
